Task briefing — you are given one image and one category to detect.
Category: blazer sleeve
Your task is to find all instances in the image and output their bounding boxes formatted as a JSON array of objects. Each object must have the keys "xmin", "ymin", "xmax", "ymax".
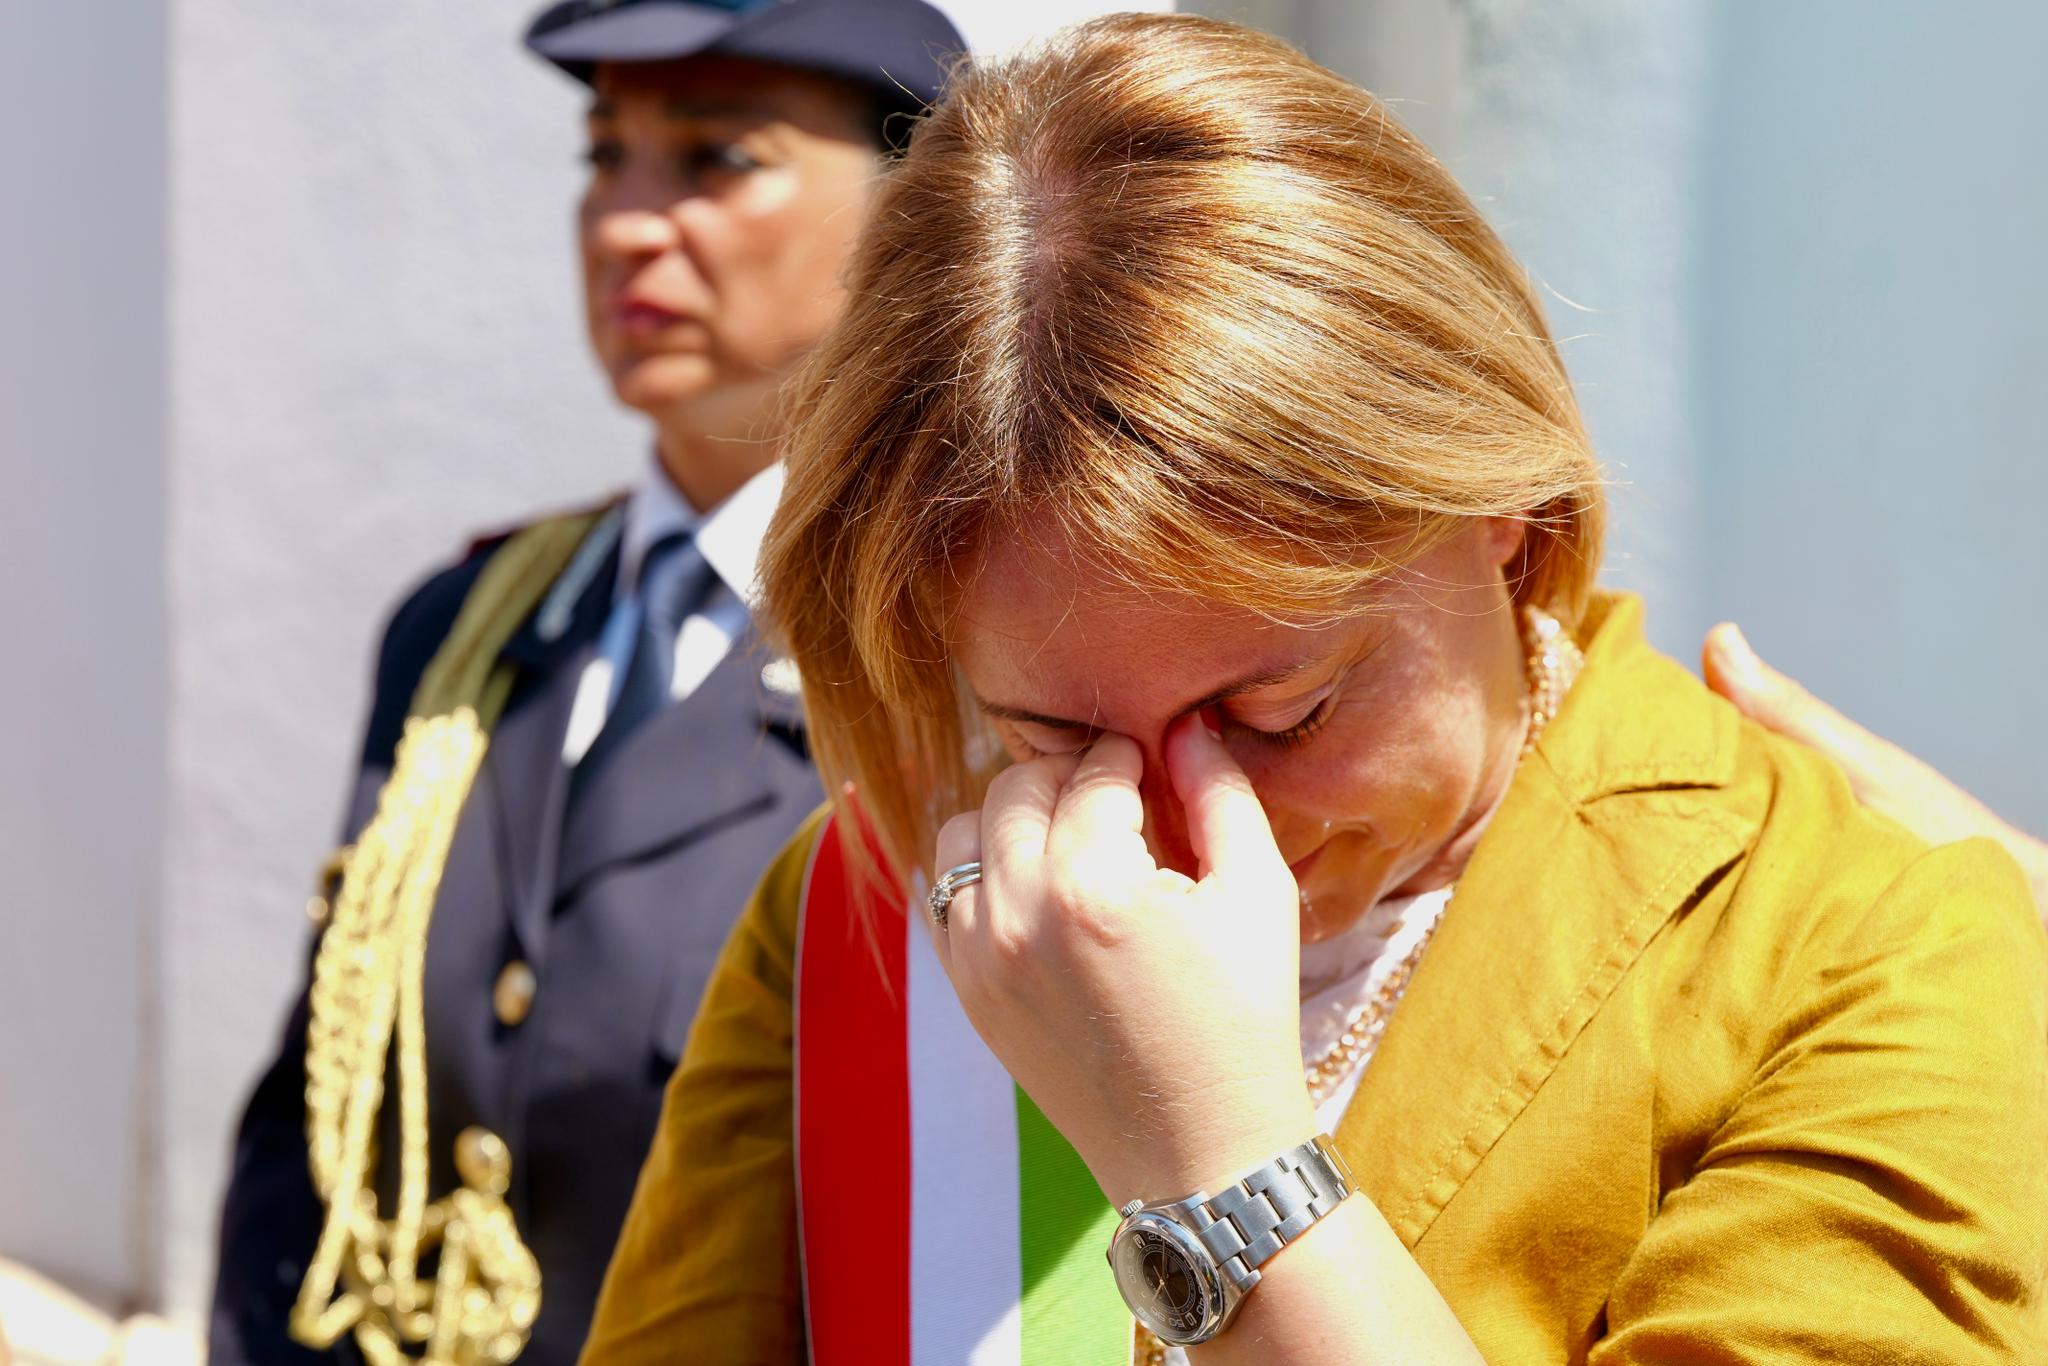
[
  {"xmin": 1591, "ymin": 838, "xmax": 2048, "ymax": 1364},
  {"xmin": 208, "ymin": 559, "xmax": 482, "ymax": 1366},
  {"xmin": 577, "ymin": 807, "xmax": 827, "ymax": 1366}
]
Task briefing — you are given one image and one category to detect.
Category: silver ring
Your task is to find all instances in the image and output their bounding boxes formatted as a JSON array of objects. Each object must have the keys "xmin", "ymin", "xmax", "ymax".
[{"xmin": 927, "ymin": 861, "xmax": 983, "ymax": 930}]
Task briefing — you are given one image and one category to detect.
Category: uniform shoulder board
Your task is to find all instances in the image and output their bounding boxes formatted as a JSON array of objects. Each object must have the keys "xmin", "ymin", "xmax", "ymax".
[
  {"xmin": 461, "ymin": 524, "xmax": 521, "ymax": 560},
  {"xmin": 461, "ymin": 490, "xmax": 626, "ymax": 561}
]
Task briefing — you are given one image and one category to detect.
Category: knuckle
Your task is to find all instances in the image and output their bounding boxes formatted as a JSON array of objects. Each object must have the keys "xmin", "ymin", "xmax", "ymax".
[
  {"xmin": 1061, "ymin": 766, "xmax": 1116, "ymax": 805},
  {"xmin": 1213, "ymin": 766, "xmax": 1262, "ymax": 802},
  {"xmin": 982, "ymin": 763, "xmax": 1027, "ymax": 807},
  {"xmin": 1779, "ymin": 677, "xmax": 1817, "ymax": 714},
  {"xmin": 936, "ymin": 810, "xmax": 980, "ymax": 854},
  {"xmin": 984, "ymin": 916, "xmax": 1035, "ymax": 969},
  {"xmin": 983, "ymin": 802, "xmax": 1040, "ymax": 853},
  {"xmin": 1037, "ymin": 750, "xmax": 1084, "ymax": 786},
  {"xmin": 986, "ymin": 755, "xmax": 1063, "ymax": 813},
  {"xmin": 1043, "ymin": 849, "xmax": 1096, "ymax": 900},
  {"xmin": 1046, "ymin": 862, "xmax": 1133, "ymax": 947}
]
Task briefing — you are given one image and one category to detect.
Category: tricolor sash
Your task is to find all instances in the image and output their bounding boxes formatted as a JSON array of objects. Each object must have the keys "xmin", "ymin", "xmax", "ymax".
[{"xmin": 794, "ymin": 815, "xmax": 1132, "ymax": 1364}]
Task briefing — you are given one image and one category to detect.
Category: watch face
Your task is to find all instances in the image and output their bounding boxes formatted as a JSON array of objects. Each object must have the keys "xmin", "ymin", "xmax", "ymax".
[{"xmin": 1110, "ymin": 1216, "xmax": 1221, "ymax": 1343}]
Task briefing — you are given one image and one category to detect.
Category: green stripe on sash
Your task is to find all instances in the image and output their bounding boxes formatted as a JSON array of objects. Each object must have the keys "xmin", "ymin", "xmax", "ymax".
[{"xmin": 1016, "ymin": 1087, "xmax": 1130, "ymax": 1363}]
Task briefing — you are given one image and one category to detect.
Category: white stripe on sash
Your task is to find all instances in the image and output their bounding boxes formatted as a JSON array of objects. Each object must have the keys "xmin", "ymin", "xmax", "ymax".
[{"xmin": 906, "ymin": 897, "xmax": 1025, "ymax": 1365}]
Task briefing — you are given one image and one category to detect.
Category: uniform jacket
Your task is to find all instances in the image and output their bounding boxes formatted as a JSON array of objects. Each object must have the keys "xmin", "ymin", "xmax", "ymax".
[
  {"xmin": 210, "ymin": 516, "xmax": 822, "ymax": 1365},
  {"xmin": 577, "ymin": 592, "xmax": 2048, "ymax": 1365}
]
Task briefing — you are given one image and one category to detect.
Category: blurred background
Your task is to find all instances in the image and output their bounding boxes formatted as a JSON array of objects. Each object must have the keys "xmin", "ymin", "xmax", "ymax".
[{"xmin": 2, "ymin": 0, "xmax": 2042, "ymax": 1356}]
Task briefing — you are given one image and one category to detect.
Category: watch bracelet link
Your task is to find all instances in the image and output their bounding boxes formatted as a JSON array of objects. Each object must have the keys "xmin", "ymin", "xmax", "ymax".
[{"xmin": 1169, "ymin": 1135, "xmax": 1355, "ymax": 1292}]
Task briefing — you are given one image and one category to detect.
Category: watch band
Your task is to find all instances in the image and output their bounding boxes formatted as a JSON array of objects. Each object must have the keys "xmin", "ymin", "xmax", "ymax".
[{"xmin": 1169, "ymin": 1135, "xmax": 1355, "ymax": 1293}]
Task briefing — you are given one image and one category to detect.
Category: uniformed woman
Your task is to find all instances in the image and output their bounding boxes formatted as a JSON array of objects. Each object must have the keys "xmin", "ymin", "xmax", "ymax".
[{"xmin": 208, "ymin": 3, "xmax": 965, "ymax": 1363}]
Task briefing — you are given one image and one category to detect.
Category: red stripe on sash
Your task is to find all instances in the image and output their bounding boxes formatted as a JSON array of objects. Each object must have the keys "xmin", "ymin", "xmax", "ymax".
[{"xmin": 795, "ymin": 814, "xmax": 911, "ymax": 1365}]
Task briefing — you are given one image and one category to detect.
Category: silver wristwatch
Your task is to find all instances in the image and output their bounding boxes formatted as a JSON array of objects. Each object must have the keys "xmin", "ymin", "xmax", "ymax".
[{"xmin": 1106, "ymin": 1134, "xmax": 1355, "ymax": 1346}]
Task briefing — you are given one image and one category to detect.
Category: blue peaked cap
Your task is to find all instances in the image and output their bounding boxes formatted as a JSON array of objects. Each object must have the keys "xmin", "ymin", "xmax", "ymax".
[{"xmin": 525, "ymin": 0, "xmax": 967, "ymax": 113}]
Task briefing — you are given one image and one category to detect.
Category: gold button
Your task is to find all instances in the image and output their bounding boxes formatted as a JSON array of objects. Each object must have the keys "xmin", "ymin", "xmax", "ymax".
[
  {"xmin": 454, "ymin": 1126, "xmax": 512, "ymax": 1195},
  {"xmin": 493, "ymin": 961, "xmax": 537, "ymax": 1027}
]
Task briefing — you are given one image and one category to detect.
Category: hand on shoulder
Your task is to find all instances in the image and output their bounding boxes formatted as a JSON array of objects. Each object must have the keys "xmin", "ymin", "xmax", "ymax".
[{"xmin": 1703, "ymin": 623, "xmax": 2047, "ymax": 918}]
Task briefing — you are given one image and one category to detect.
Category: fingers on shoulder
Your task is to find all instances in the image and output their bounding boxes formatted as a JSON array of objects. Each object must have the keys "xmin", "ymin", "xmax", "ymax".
[{"xmin": 1705, "ymin": 627, "xmax": 1895, "ymax": 781}]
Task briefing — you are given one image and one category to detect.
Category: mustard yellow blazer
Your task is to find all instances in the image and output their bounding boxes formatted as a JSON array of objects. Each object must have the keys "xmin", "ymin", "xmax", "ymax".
[{"xmin": 582, "ymin": 595, "xmax": 2048, "ymax": 1363}]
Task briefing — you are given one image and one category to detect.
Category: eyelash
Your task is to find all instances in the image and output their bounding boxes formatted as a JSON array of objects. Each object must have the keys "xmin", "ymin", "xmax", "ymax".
[
  {"xmin": 1233, "ymin": 696, "xmax": 1335, "ymax": 750},
  {"xmin": 1017, "ymin": 695, "xmax": 1336, "ymax": 758}
]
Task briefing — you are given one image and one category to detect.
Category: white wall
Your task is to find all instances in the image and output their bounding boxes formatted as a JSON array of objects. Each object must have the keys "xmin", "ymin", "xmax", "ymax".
[
  {"xmin": 1451, "ymin": 0, "xmax": 1711, "ymax": 656},
  {"xmin": 0, "ymin": 0, "xmax": 166, "ymax": 1312},
  {"xmin": 1695, "ymin": 0, "xmax": 2048, "ymax": 832},
  {"xmin": 951, "ymin": 0, "xmax": 1168, "ymax": 56}
]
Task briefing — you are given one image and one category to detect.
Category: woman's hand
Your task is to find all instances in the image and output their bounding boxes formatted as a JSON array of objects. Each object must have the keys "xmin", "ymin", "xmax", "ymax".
[
  {"xmin": 929, "ymin": 713, "xmax": 1489, "ymax": 1364},
  {"xmin": 1704, "ymin": 624, "xmax": 2048, "ymax": 917},
  {"xmin": 929, "ymin": 713, "xmax": 1318, "ymax": 1205}
]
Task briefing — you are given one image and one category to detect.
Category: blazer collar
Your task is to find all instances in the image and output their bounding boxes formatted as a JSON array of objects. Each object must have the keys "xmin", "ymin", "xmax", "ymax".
[
  {"xmin": 1533, "ymin": 593, "xmax": 1741, "ymax": 804},
  {"xmin": 553, "ymin": 625, "xmax": 804, "ymax": 898},
  {"xmin": 1334, "ymin": 592, "xmax": 1755, "ymax": 1245}
]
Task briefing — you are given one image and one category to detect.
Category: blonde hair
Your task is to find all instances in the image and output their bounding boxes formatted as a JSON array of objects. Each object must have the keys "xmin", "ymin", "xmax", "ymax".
[{"xmin": 762, "ymin": 12, "xmax": 1605, "ymax": 881}]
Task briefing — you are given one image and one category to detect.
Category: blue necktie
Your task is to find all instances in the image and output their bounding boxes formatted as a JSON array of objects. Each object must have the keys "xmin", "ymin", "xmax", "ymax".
[{"xmin": 579, "ymin": 531, "xmax": 712, "ymax": 777}]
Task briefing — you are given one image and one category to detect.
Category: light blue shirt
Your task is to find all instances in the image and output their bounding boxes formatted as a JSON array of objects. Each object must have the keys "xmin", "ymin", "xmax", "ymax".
[{"xmin": 560, "ymin": 460, "xmax": 784, "ymax": 764}]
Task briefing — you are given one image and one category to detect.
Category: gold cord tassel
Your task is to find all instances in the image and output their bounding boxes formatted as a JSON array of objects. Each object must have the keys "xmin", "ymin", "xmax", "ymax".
[{"xmin": 292, "ymin": 511, "xmax": 605, "ymax": 1364}]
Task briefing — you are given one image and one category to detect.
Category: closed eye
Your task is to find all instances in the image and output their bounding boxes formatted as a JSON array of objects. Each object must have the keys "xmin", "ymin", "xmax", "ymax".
[
  {"xmin": 1229, "ymin": 696, "xmax": 1334, "ymax": 749},
  {"xmin": 1224, "ymin": 681, "xmax": 1340, "ymax": 750},
  {"xmin": 1010, "ymin": 722, "xmax": 1098, "ymax": 758}
]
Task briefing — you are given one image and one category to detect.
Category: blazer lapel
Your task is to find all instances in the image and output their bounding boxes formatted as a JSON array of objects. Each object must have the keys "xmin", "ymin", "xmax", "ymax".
[
  {"xmin": 1334, "ymin": 595, "xmax": 1755, "ymax": 1247},
  {"xmin": 482, "ymin": 512, "xmax": 623, "ymax": 968},
  {"xmin": 552, "ymin": 627, "xmax": 802, "ymax": 902}
]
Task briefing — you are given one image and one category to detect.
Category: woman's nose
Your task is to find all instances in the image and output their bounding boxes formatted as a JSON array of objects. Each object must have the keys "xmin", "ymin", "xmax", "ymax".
[{"xmin": 590, "ymin": 204, "xmax": 679, "ymax": 261}]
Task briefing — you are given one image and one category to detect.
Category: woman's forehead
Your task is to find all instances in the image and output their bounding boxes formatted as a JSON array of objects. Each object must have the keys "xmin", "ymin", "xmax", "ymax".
[
  {"xmin": 956, "ymin": 530, "xmax": 1273, "ymax": 642},
  {"xmin": 946, "ymin": 520, "xmax": 1503, "ymax": 724},
  {"xmin": 953, "ymin": 536, "xmax": 1358, "ymax": 718},
  {"xmin": 951, "ymin": 519, "xmax": 1431, "ymax": 645}
]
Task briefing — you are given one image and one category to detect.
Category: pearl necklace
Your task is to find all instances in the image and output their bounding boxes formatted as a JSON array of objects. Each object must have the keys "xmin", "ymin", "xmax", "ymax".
[{"xmin": 1134, "ymin": 605, "xmax": 1585, "ymax": 1366}]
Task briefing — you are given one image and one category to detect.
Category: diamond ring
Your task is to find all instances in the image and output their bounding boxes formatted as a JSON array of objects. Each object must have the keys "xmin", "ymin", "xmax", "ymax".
[{"xmin": 927, "ymin": 861, "xmax": 984, "ymax": 930}]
